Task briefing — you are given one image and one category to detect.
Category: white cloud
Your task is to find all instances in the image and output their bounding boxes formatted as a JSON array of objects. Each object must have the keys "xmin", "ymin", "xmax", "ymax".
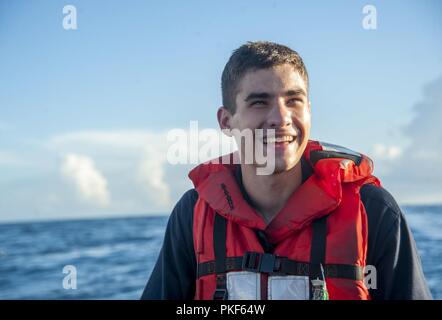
[
  {"xmin": 50, "ymin": 130, "xmax": 173, "ymax": 211},
  {"xmin": 138, "ymin": 148, "xmax": 170, "ymax": 207},
  {"xmin": 61, "ymin": 153, "xmax": 110, "ymax": 207},
  {"xmin": 403, "ymin": 75, "xmax": 442, "ymax": 153},
  {"xmin": 366, "ymin": 144, "xmax": 403, "ymax": 176},
  {"xmin": 371, "ymin": 144, "xmax": 402, "ymax": 160},
  {"xmin": 48, "ymin": 127, "xmax": 236, "ymax": 212},
  {"xmin": 378, "ymin": 75, "xmax": 442, "ymax": 204}
]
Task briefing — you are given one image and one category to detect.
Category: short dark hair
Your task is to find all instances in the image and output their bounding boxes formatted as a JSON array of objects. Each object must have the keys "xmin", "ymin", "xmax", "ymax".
[{"xmin": 221, "ymin": 41, "xmax": 309, "ymax": 113}]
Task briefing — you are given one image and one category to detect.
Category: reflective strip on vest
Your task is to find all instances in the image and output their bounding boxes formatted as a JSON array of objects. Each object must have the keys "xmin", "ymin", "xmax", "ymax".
[
  {"xmin": 226, "ymin": 271, "xmax": 260, "ymax": 300},
  {"xmin": 268, "ymin": 275, "xmax": 310, "ymax": 300},
  {"xmin": 225, "ymin": 272, "xmax": 310, "ymax": 300}
]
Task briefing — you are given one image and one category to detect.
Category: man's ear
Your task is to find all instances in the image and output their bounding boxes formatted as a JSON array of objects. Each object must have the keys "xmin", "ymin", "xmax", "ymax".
[{"xmin": 217, "ymin": 106, "xmax": 233, "ymax": 137}]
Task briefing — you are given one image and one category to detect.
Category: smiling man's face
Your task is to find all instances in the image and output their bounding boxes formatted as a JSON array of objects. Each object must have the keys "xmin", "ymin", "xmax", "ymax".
[{"xmin": 220, "ymin": 63, "xmax": 311, "ymax": 174}]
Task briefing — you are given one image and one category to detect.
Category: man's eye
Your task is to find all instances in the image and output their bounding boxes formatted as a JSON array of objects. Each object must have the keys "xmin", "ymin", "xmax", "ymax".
[
  {"xmin": 251, "ymin": 101, "xmax": 266, "ymax": 107},
  {"xmin": 287, "ymin": 98, "xmax": 303, "ymax": 105}
]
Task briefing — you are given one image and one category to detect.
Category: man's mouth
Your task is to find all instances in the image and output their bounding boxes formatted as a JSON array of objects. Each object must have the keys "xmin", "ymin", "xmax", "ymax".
[{"xmin": 262, "ymin": 135, "xmax": 296, "ymax": 145}]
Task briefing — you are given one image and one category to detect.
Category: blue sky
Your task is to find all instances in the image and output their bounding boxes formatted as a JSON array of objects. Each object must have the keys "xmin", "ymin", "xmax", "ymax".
[{"xmin": 1, "ymin": 0, "xmax": 441, "ymax": 222}]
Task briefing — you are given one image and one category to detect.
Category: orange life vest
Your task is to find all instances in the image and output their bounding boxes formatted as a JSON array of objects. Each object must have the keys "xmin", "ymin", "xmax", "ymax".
[{"xmin": 188, "ymin": 140, "xmax": 381, "ymax": 300}]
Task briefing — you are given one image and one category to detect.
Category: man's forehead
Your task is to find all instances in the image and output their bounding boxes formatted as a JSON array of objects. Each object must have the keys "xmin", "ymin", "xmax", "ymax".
[{"xmin": 237, "ymin": 65, "xmax": 307, "ymax": 96}]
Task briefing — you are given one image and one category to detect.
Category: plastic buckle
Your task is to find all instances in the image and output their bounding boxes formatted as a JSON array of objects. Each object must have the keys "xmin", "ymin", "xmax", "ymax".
[
  {"xmin": 242, "ymin": 252, "xmax": 260, "ymax": 271},
  {"xmin": 213, "ymin": 289, "xmax": 228, "ymax": 300},
  {"xmin": 242, "ymin": 252, "xmax": 276, "ymax": 273},
  {"xmin": 260, "ymin": 253, "xmax": 276, "ymax": 273}
]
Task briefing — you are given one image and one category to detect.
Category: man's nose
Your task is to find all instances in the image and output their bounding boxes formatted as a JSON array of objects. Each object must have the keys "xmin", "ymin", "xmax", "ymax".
[{"xmin": 267, "ymin": 100, "xmax": 292, "ymax": 128}]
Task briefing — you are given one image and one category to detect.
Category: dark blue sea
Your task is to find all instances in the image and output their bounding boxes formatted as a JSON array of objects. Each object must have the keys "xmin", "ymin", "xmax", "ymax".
[{"xmin": 0, "ymin": 206, "xmax": 441, "ymax": 299}]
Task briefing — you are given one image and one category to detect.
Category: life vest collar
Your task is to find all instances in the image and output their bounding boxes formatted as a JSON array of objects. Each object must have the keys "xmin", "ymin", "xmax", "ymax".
[
  {"xmin": 190, "ymin": 163, "xmax": 268, "ymax": 230},
  {"xmin": 188, "ymin": 140, "xmax": 375, "ymax": 240}
]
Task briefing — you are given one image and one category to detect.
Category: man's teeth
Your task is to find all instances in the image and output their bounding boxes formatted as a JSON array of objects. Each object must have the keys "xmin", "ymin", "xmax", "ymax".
[{"xmin": 263, "ymin": 136, "xmax": 294, "ymax": 143}]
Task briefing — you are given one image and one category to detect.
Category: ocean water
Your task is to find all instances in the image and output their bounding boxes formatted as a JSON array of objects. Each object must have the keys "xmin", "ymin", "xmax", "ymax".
[{"xmin": 0, "ymin": 206, "xmax": 440, "ymax": 300}]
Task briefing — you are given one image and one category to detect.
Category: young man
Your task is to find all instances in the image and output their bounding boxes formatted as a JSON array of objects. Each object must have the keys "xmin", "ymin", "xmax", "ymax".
[{"xmin": 141, "ymin": 41, "xmax": 432, "ymax": 300}]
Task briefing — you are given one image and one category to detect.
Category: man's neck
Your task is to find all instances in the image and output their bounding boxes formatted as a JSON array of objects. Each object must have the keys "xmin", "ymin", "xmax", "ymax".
[{"xmin": 240, "ymin": 161, "xmax": 304, "ymax": 224}]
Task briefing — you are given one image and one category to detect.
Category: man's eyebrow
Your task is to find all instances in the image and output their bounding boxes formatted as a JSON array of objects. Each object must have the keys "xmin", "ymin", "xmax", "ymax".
[
  {"xmin": 244, "ymin": 89, "xmax": 307, "ymax": 102},
  {"xmin": 284, "ymin": 89, "xmax": 307, "ymax": 97},
  {"xmin": 244, "ymin": 92, "xmax": 273, "ymax": 102}
]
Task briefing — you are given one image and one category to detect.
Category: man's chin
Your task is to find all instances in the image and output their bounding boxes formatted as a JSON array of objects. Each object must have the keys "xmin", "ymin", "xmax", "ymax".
[
  {"xmin": 252, "ymin": 157, "xmax": 298, "ymax": 175},
  {"xmin": 273, "ymin": 159, "xmax": 298, "ymax": 174}
]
